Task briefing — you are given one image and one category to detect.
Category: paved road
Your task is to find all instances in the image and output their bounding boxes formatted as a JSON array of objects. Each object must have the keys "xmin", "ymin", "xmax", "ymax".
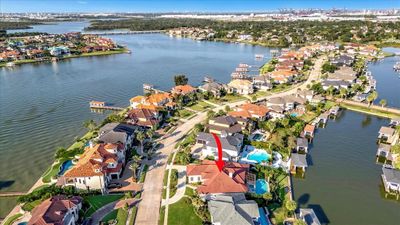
[
  {"xmin": 162, "ymin": 165, "xmax": 186, "ymax": 225},
  {"xmin": 134, "ymin": 56, "xmax": 325, "ymax": 225}
]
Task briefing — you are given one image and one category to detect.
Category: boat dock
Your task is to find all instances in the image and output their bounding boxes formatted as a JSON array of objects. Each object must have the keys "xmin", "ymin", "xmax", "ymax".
[{"xmin": 89, "ymin": 101, "xmax": 124, "ymax": 110}]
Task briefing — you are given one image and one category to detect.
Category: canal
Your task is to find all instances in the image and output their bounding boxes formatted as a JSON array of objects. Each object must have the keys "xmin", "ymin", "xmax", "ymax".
[
  {"xmin": 1, "ymin": 22, "xmax": 400, "ymax": 222},
  {"xmin": 0, "ymin": 23, "xmax": 270, "ymax": 216}
]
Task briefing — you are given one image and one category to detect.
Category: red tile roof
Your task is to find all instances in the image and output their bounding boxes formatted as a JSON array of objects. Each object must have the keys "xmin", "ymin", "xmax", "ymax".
[
  {"xmin": 28, "ymin": 195, "xmax": 82, "ymax": 225},
  {"xmin": 187, "ymin": 160, "xmax": 249, "ymax": 194}
]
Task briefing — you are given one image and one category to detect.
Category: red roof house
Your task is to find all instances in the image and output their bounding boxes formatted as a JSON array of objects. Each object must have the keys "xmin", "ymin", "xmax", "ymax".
[{"xmin": 187, "ymin": 160, "xmax": 249, "ymax": 195}]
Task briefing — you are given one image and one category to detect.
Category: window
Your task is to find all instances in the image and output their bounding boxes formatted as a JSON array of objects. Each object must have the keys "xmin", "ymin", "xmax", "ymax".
[{"xmin": 190, "ymin": 177, "xmax": 194, "ymax": 182}]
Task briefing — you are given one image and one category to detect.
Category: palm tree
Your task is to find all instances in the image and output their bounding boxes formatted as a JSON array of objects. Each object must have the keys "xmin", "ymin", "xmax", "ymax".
[
  {"xmin": 327, "ymin": 86, "xmax": 335, "ymax": 97},
  {"xmin": 131, "ymin": 155, "xmax": 141, "ymax": 182},
  {"xmin": 367, "ymin": 91, "xmax": 378, "ymax": 106},
  {"xmin": 379, "ymin": 99, "xmax": 387, "ymax": 108},
  {"xmin": 339, "ymin": 88, "xmax": 347, "ymax": 99},
  {"xmin": 136, "ymin": 132, "xmax": 146, "ymax": 154},
  {"xmin": 146, "ymin": 129, "xmax": 154, "ymax": 141},
  {"xmin": 83, "ymin": 119, "xmax": 97, "ymax": 131}
]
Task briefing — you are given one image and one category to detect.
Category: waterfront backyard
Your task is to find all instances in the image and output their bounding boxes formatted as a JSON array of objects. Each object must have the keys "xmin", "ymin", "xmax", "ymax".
[{"xmin": 292, "ymin": 110, "xmax": 400, "ymax": 225}]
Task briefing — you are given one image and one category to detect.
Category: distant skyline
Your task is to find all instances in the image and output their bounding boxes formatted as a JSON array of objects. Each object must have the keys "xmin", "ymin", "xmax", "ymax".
[{"xmin": 2, "ymin": 0, "xmax": 400, "ymax": 13}]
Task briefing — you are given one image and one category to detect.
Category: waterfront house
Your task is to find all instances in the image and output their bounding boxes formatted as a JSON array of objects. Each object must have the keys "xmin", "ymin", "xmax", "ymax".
[
  {"xmin": 303, "ymin": 124, "xmax": 316, "ymax": 138},
  {"xmin": 326, "ymin": 66, "xmax": 357, "ymax": 83},
  {"xmin": 28, "ymin": 195, "xmax": 82, "ymax": 225},
  {"xmin": 352, "ymin": 93, "xmax": 368, "ymax": 102},
  {"xmin": 207, "ymin": 115, "xmax": 247, "ymax": 135},
  {"xmin": 321, "ymin": 80, "xmax": 352, "ymax": 91},
  {"xmin": 266, "ymin": 95, "xmax": 304, "ymax": 112},
  {"xmin": 382, "ymin": 167, "xmax": 400, "ymax": 193},
  {"xmin": 208, "ymin": 194, "xmax": 261, "ymax": 225},
  {"xmin": 252, "ymin": 76, "xmax": 273, "ymax": 91},
  {"xmin": 171, "ymin": 84, "xmax": 197, "ymax": 95},
  {"xmin": 187, "ymin": 160, "xmax": 249, "ymax": 196},
  {"xmin": 196, "ymin": 132, "xmax": 244, "ymax": 161},
  {"xmin": 228, "ymin": 103, "xmax": 270, "ymax": 121},
  {"xmin": 267, "ymin": 70, "xmax": 297, "ymax": 84},
  {"xmin": 129, "ymin": 93, "xmax": 174, "ymax": 110},
  {"xmin": 126, "ymin": 108, "xmax": 161, "ymax": 129},
  {"xmin": 298, "ymin": 208, "xmax": 322, "ymax": 225},
  {"xmin": 296, "ymin": 89, "xmax": 314, "ymax": 101},
  {"xmin": 296, "ymin": 137, "xmax": 309, "ymax": 153},
  {"xmin": 63, "ymin": 142, "xmax": 126, "ymax": 193},
  {"xmin": 49, "ymin": 46, "xmax": 70, "ymax": 56},
  {"xmin": 378, "ymin": 126, "xmax": 397, "ymax": 144},
  {"xmin": 330, "ymin": 54, "xmax": 354, "ymax": 67},
  {"xmin": 290, "ymin": 153, "xmax": 308, "ymax": 174},
  {"xmin": 98, "ymin": 123, "xmax": 136, "ymax": 149},
  {"xmin": 198, "ymin": 80, "xmax": 226, "ymax": 98},
  {"xmin": 227, "ymin": 79, "xmax": 254, "ymax": 95}
]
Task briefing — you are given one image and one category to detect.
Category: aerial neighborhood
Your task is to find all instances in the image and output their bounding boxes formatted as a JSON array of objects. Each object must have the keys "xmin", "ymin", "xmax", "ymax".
[
  {"xmin": 4, "ymin": 29, "xmax": 400, "ymax": 225},
  {"xmin": 0, "ymin": 32, "xmax": 125, "ymax": 67}
]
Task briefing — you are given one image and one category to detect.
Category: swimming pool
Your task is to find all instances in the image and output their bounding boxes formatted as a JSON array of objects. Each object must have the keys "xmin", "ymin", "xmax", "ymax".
[
  {"xmin": 253, "ymin": 133, "xmax": 263, "ymax": 141},
  {"xmin": 247, "ymin": 150, "xmax": 271, "ymax": 163},
  {"xmin": 255, "ymin": 179, "xmax": 269, "ymax": 194},
  {"xmin": 291, "ymin": 113, "xmax": 298, "ymax": 117},
  {"xmin": 58, "ymin": 160, "xmax": 73, "ymax": 176}
]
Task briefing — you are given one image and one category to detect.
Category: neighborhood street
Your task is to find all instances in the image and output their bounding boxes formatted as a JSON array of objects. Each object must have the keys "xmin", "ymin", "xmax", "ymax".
[{"xmin": 134, "ymin": 56, "xmax": 324, "ymax": 225}]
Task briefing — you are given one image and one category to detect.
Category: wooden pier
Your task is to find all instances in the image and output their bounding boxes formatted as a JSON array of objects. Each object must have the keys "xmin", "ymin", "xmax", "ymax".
[{"xmin": 89, "ymin": 101, "xmax": 124, "ymax": 111}]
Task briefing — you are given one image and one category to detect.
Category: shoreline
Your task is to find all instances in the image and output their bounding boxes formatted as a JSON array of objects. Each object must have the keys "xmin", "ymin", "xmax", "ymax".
[{"xmin": 0, "ymin": 48, "xmax": 129, "ymax": 68}]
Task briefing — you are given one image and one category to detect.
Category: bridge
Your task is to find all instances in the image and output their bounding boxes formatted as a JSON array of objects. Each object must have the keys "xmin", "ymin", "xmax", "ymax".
[{"xmin": 83, "ymin": 30, "xmax": 164, "ymax": 36}]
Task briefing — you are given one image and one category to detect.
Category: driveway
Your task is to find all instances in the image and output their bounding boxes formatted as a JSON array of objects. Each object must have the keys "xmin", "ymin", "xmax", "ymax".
[{"xmin": 134, "ymin": 56, "xmax": 325, "ymax": 225}]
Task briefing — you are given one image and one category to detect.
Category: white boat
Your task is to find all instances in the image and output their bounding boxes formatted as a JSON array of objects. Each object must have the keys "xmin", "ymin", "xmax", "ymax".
[{"xmin": 6, "ymin": 62, "xmax": 15, "ymax": 67}]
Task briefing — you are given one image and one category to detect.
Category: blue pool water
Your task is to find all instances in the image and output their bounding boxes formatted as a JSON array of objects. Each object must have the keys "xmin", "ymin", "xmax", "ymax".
[
  {"xmin": 291, "ymin": 113, "xmax": 298, "ymax": 117},
  {"xmin": 18, "ymin": 222, "xmax": 27, "ymax": 225},
  {"xmin": 253, "ymin": 134, "xmax": 263, "ymax": 141},
  {"xmin": 247, "ymin": 151, "xmax": 271, "ymax": 163},
  {"xmin": 258, "ymin": 208, "xmax": 270, "ymax": 225},
  {"xmin": 255, "ymin": 179, "xmax": 269, "ymax": 194},
  {"xmin": 58, "ymin": 160, "xmax": 73, "ymax": 175}
]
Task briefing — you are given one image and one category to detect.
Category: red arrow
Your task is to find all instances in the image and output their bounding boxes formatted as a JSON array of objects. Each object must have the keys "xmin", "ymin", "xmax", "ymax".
[{"xmin": 211, "ymin": 133, "xmax": 225, "ymax": 172}]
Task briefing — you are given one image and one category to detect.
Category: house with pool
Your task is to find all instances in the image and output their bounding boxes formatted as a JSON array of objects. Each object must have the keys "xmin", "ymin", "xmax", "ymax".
[
  {"xmin": 62, "ymin": 142, "xmax": 126, "ymax": 194},
  {"xmin": 187, "ymin": 160, "xmax": 269, "ymax": 198},
  {"xmin": 196, "ymin": 131, "xmax": 244, "ymax": 161}
]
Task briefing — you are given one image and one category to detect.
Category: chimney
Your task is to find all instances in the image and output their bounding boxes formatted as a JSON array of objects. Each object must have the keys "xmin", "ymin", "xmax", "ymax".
[
  {"xmin": 89, "ymin": 141, "xmax": 93, "ymax": 148},
  {"xmin": 229, "ymin": 172, "xmax": 233, "ymax": 178}
]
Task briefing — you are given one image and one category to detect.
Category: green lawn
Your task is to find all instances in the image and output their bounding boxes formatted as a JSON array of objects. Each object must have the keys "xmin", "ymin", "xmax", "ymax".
[
  {"xmin": 221, "ymin": 94, "xmax": 247, "ymax": 102},
  {"xmin": 3, "ymin": 213, "xmax": 23, "ymax": 225},
  {"xmin": 168, "ymin": 197, "xmax": 202, "ymax": 225},
  {"xmin": 84, "ymin": 194, "xmax": 124, "ymax": 217},
  {"xmin": 159, "ymin": 206, "xmax": 165, "ymax": 225},
  {"xmin": 184, "ymin": 187, "xmax": 196, "ymax": 197},
  {"xmin": 22, "ymin": 199, "xmax": 42, "ymax": 211},
  {"xmin": 129, "ymin": 207, "xmax": 137, "ymax": 225},
  {"xmin": 169, "ymin": 169, "xmax": 179, "ymax": 198},
  {"xmin": 42, "ymin": 161, "xmax": 64, "ymax": 183},
  {"xmin": 101, "ymin": 208, "xmax": 128, "ymax": 225},
  {"xmin": 188, "ymin": 101, "xmax": 214, "ymax": 112},
  {"xmin": 340, "ymin": 102, "xmax": 400, "ymax": 119},
  {"xmin": 139, "ymin": 164, "xmax": 149, "ymax": 183},
  {"xmin": 177, "ymin": 109, "xmax": 194, "ymax": 118}
]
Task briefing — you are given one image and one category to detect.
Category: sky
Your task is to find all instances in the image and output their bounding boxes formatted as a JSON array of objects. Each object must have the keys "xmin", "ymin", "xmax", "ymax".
[{"xmin": 2, "ymin": 0, "xmax": 400, "ymax": 13}]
